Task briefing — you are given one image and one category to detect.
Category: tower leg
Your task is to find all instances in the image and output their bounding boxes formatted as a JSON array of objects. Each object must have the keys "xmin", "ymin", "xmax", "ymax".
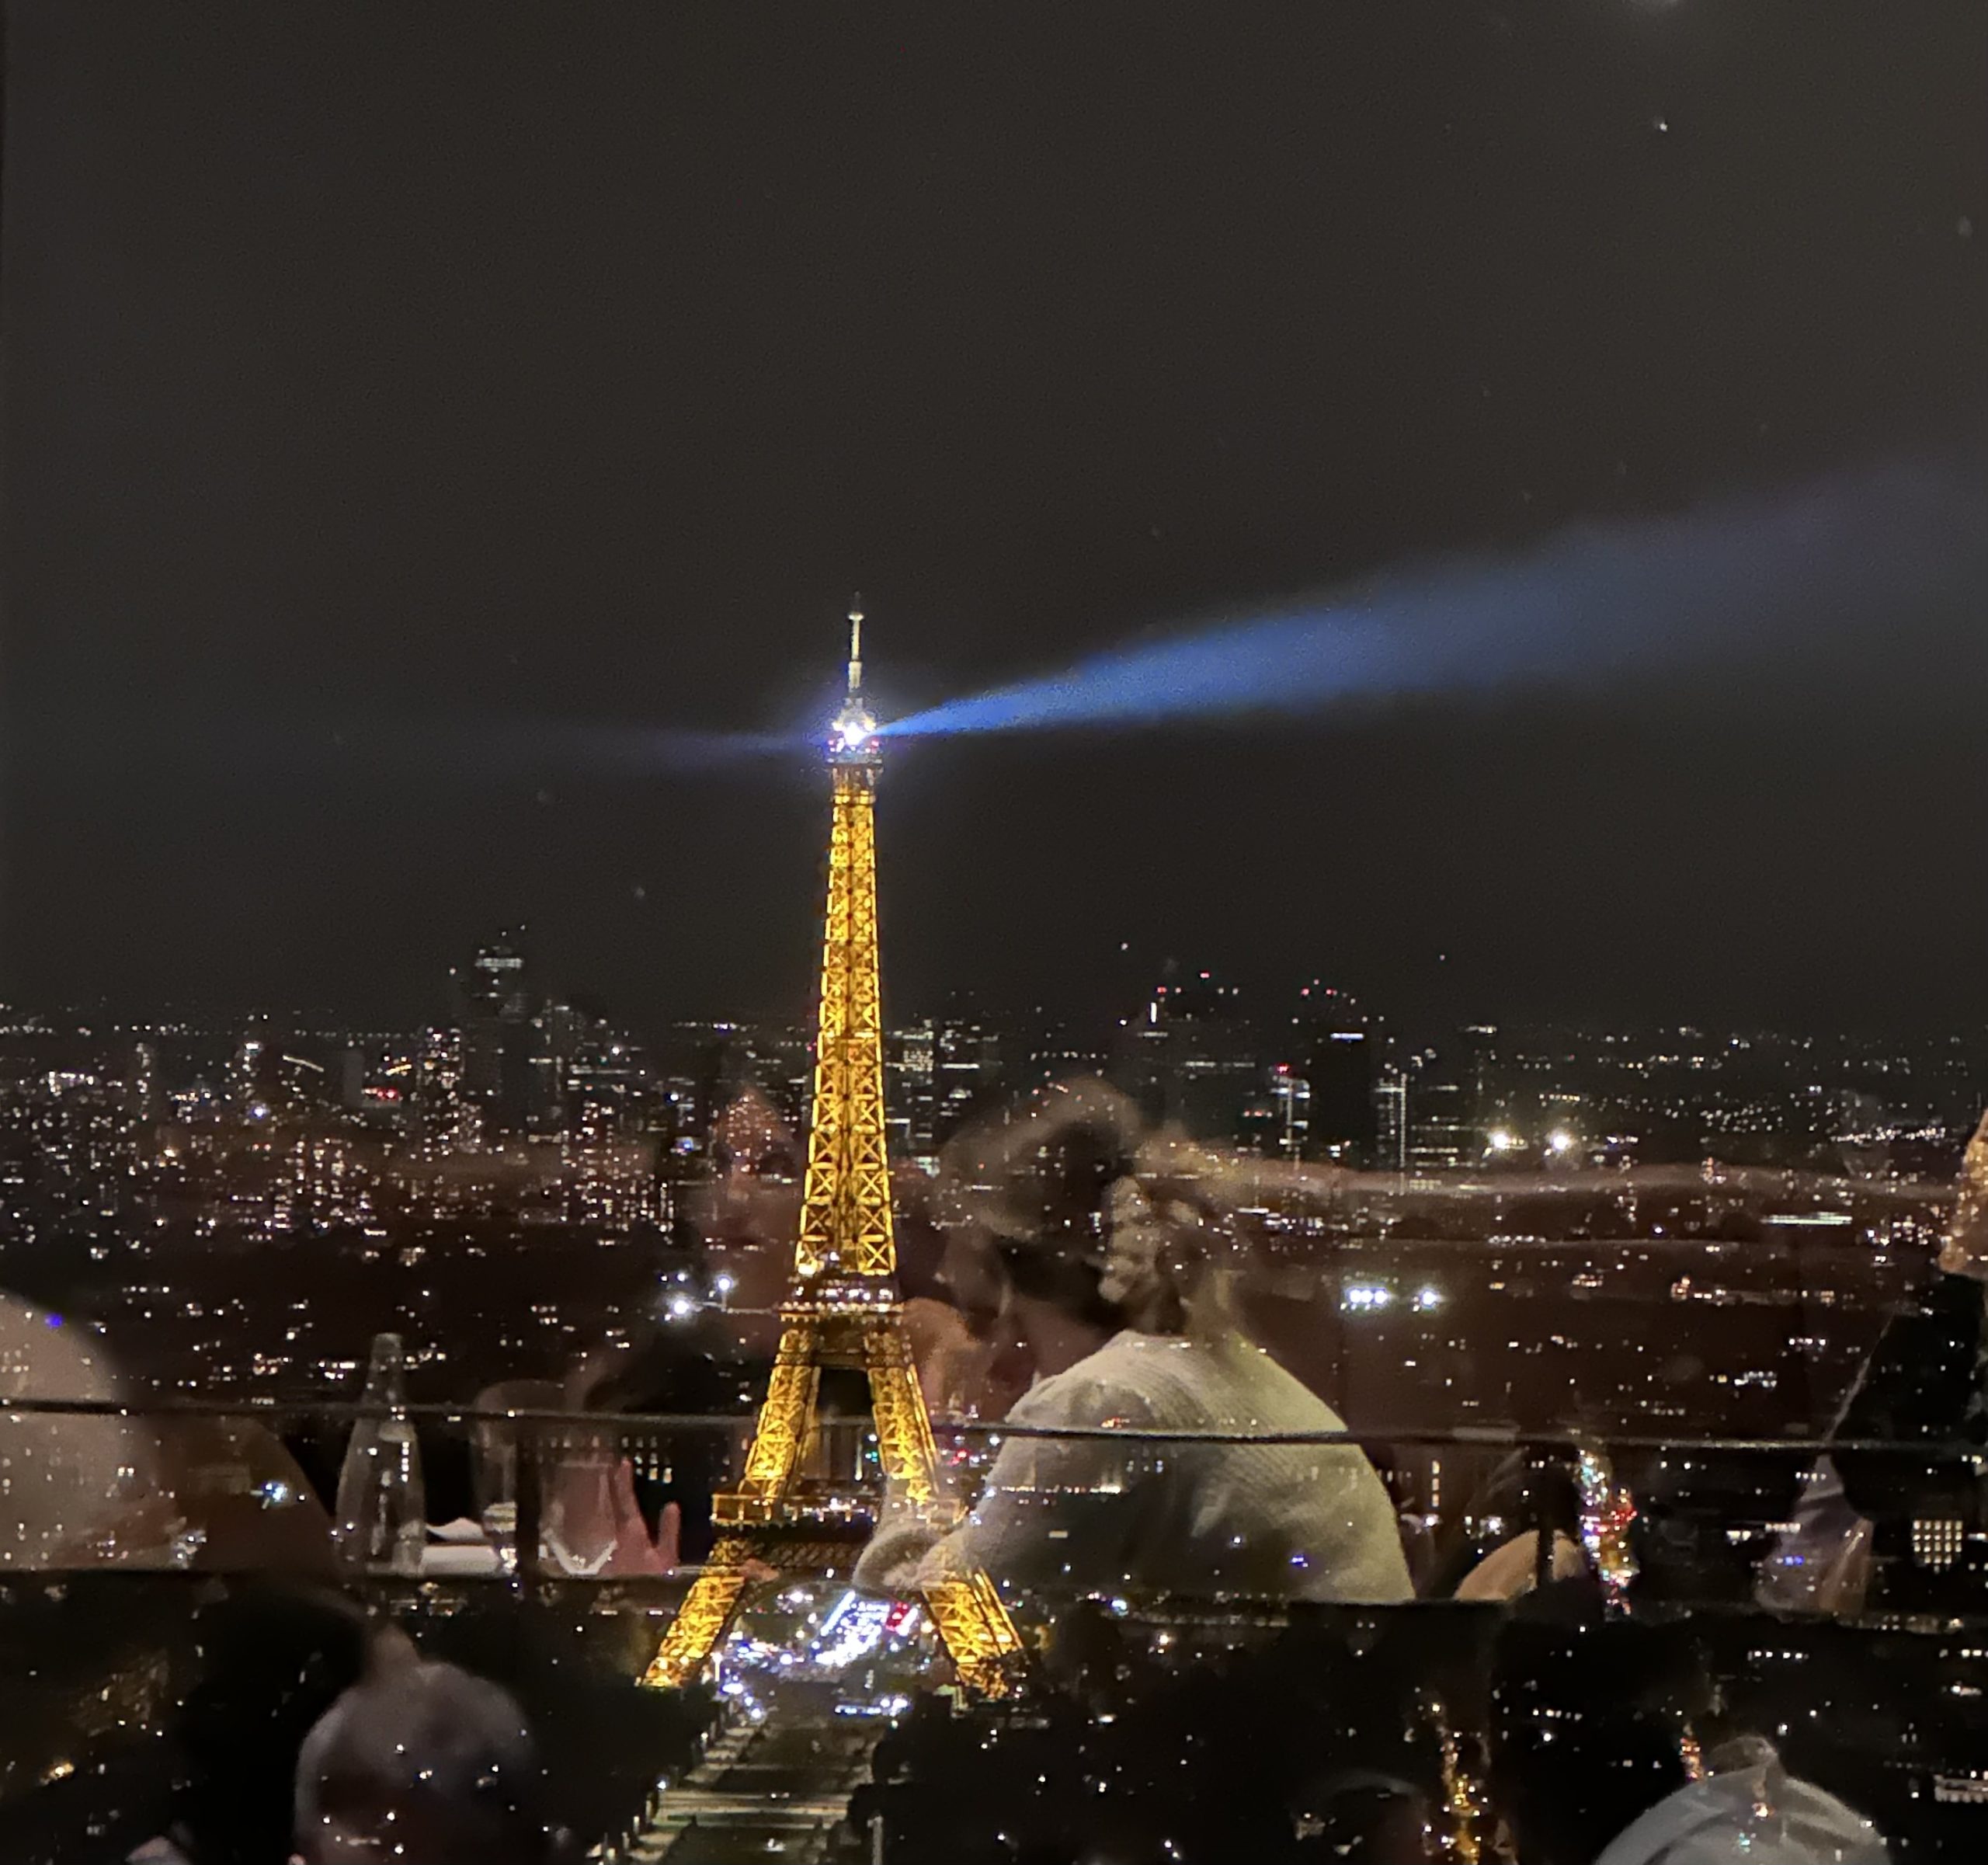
[
  {"xmin": 923, "ymin": 1561, "xmax": 1027, "ymax": 1698},
  {"xmin": 734, "ymin": 1318, "xmax": 824, "ymax": 1505},
  {"xmin": 864, "ymin": 1321, "xmax": 1027, "ymax": 1694},
  {"xmin": 641, "ymin": 1540, "xmax": 754, "ymax": 1689},
  {"xmin": 863, "ymin": 1321, "xmax": 943, "ymax": 1505}
]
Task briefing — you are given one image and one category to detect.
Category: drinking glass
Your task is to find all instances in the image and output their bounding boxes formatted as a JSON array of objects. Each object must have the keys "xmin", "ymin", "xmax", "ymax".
[{"xmin": 471, "ymin": 1420, "xmax": 520, "ymax": 1575}]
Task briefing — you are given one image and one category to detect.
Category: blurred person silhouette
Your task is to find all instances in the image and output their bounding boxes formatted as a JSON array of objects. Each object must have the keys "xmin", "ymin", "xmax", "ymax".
[
  {"xmin": 860, "ymin": 1080, "xmax": 1411, "ymax": 1605},
  {"xmin": 691, "ymin": 1084, "xmax": 808, "ymax": 1359},
  {"xmin": 1805, "ymin": 1105, "xmax": 1988, "ymax": 1599},
  {"xmin": 541, "ymin": 1309, "xmax": 759, "ymax": 1575},
  {"xmin": 894, "ymin": 1162, "xmax": 1035, "ymax": 1420},
  {"xmin": 854, "ymin": 1078, "xmax": 1140, "ymax": 1588},
  {"xmin": 292, "ymin": 1627, "xmax": 568, "ymax": 1865},
  {"xmin": 544, "ymin": 1080, "xmax": 1022, "ymax": 1576},
  {"xmin": 928, "ymin": 1076, "xmax": 1140, "ymax": 1397},
  {"xmin": 667, "ymin": 1077, "xmax": 1063, "ymax": 1431},
  {"xmin": 520, "ymin": 1087, "xmax": 799, "ymax": 1577},
  {"xmin": 132, "ymin": 1582, "xmax": 373, "ymax": 1865},
  {"xmin": 1434, "ymin": 1447, "xmax": 1588, "ymax": 1602},
  {"xmin": 1454, "ymin": 1525, "xmax": 1588, "ymax": 1601},
  {"xmin": 0, "ymin": 1290, "xmax": 165, "ymax": 1568},
  {"xmin": 1292, "ymin": 1771, "xmax": 1441, "ymax": 1865},
  {"xmin": 0, "ymin": 1289, "xmax": 333, "ymax": 1574},
  {"xmin": 1489, "ymin": 1585, "xmax": 1887, "ymax": 1865}
]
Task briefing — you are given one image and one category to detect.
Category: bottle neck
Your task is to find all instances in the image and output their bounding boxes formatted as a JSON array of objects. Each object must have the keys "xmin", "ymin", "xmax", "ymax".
[{"xmin": 363, "ymin": 1337, "xmax": 408, "ymax": 1407}]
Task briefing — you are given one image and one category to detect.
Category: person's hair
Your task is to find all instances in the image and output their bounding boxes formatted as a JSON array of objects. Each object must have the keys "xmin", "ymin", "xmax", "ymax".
[
  {"xmin": 295, "ymin": 1631, "xmax": 559, "ymax": 1865},
  {"xmin": 942, "ymin": 1079, "xmax": 1145, "ymax": 1327},
  {"xmin": 171, "ymin": 1581, "xmax": 371, "ymax": 1865},
  {"xmin": 1488, "ymin": 1584, "xmax": 1715, "ymax": 1865},
  {"xmin": 1295, "ymin": 1772, "xmax": 1437, "ymax": 1863},
  {"xmin": 1107, "ymin": 1167, "xmax": 1244, "ymax": 1341}
]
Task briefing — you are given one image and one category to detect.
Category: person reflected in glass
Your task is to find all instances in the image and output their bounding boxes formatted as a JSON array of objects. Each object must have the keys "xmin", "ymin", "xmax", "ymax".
[
  {"xmin": 1811, "ymin": 1104, "xmax": 1988, "ymax": 1610},
  {"xmin": 290, "ymin": 1630, "xmax": 568, "ymax": 1864},
  {"xmin": 1489, "ymin": 1586, "xmax": 1888, "ymax": 1865},
  {"xmin": 0, "ymin": 1289, "xmax": 333, "ymax": 1576},
  {"xmin": 860, "ymin": 1083, "xmax": 1412, "ymax": 1606}
]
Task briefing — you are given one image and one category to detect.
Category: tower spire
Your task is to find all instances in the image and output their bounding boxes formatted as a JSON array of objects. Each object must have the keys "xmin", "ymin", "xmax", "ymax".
[{"xmin": 847, "ymin": 594, "xmax": 864, "ymax": 697}]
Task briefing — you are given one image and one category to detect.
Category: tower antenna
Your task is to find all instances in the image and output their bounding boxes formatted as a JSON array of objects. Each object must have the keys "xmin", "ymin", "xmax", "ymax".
[{"xmin": 846, "ymin": 593, "xmax": 864, "ymax": 696}]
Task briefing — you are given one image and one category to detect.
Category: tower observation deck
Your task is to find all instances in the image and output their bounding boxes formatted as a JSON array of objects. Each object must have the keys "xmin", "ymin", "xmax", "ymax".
[{"xmin": 643, "ymin": 608, "xmax": 1025, "ymax": 1698}]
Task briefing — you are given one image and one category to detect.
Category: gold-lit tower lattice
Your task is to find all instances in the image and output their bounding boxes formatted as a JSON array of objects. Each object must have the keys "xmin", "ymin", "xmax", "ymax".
[{"xmin": 643, "ymin": 608, "xmax": 1026, "ymax": 1696}]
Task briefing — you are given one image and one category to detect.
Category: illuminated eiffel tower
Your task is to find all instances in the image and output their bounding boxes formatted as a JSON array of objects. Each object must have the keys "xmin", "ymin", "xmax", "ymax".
[{"xmin": 643, "ymin": 607, "xmax": 1026, "ymax": 1697}]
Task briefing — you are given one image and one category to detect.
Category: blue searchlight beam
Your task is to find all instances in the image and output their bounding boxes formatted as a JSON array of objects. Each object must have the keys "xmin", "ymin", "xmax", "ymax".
[{"xmin": 878, "ymin": 454, "xmax": 1986, "ymax": 741}]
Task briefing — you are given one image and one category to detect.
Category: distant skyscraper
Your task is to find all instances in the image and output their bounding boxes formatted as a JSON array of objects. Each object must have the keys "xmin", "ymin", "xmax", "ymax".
[
  {"xmin": 1375, "ymin": 1062, "xmax": 1410, "ymax": 1173},
  {"xmin": 1294, "ymin": 983, "xmax": 1375, "ymax": 1163},
  {"xmin": 1017, "ymin": 1011, "xmax": 1109, "ymax": 1095},
  {"xmin": 413, "ymin": 1026, "xmax": 481, "ymax": 1158},
  {"xmin": 454, "ymin": 932, "xmax": 535, "ymax": 1130},
  {"xmin": 885, "ymin": 1019, "xmax": 940, "ymax": 1164},
  {"xmin": 129, "ymin": 1042, "xmax": 158, "ymax": 1125},
  {"xmin": 229, "ymin": 1023, "xmax": 273, "ymax": 1118},
  {"xmin": 683, "ymin": 1022, "xmax": 809, "ymax": 1163},
  {"xmin": 1405, "ymin": 1028, "xmax": 1497, "ymax": 1174},
  {"xmin": 1116, "ymin": 964, "xmax": 1258, "ymax": 1142},
  {"xmin": 1246, "ymin": 1064, "xmax": 1309, "ymax": 1160},
  {"xmin": 932, "ymin": 995, "xmax": 1006, "ymax": 1146}
]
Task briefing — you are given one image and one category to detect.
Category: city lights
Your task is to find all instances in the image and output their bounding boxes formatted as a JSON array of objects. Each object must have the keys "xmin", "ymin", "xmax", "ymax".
[{"xmin": 0, "ymin": 16, "xmax": 1972, "ymax": 1860}]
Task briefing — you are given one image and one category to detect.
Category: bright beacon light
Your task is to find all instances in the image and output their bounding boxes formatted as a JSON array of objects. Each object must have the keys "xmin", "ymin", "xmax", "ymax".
[{"xmin": 827, "ymin": 599, "xmax": 882, "ymax": 765}]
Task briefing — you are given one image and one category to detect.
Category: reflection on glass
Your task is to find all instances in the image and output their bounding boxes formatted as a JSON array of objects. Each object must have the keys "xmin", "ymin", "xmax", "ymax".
[
  {"xmin": 544, "ymin": 1436, "xmax": 620, "ymax": 1578},
  {"xmin": 332, "ymin": 1333, "xmax": 426, "ymax": 1578},
  {"xmin": 471, "ymin": 1422, "xmax": 519, "ymax": 1575}
]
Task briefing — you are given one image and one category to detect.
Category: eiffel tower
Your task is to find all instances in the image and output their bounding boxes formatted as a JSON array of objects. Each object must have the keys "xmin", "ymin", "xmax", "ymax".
[{"xmin": 643, "ymin": 607, "xmax": 1026, "ymax": 1698}]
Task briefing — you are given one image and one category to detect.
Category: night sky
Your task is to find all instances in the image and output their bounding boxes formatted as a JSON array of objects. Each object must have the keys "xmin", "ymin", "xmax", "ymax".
[{"xmin": 5, "ymin": 4, "xmax": 1984, "ymax": 1036}]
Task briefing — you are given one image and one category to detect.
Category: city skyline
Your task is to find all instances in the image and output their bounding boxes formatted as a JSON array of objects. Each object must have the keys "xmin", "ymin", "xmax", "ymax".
[{"xmin": 2, "ymin": 12, "xmax": 1984, "ymax": 1859}]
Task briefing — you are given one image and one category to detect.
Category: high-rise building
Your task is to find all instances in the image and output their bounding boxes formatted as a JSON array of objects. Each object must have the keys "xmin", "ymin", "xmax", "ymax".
[
  {"xmin": 1405, "ymin": 1028, "xmax": 1498, "ymax": 1174},
  {"xmin": 412, "ymin": 1026, "xmax": 481, "ymax": 1159},
  {"xmin": 678, "ymin": 1021, "xmax": 809, "ymax": 1164},
  {"xmin": 1375, "ymin": 1062, "xmax": 1410, "ymax": 1173},
  {"xmin": 933, "ymin": 997, "xmax": 1005, "ymax": 1146},
  {"xmin": 1115, "ymin": 964, "xmax": 1259, "ymax": 1143},
  {"xmin": 1294, "ymin": 982, "xmax": 1376, "ymax": 1163},
  {"xmin": 454, "ymin": 933, "xmax": 533, "ymax": 1124},
  {"xmin": 1242, "ymin": 1064, "xmax": 1309, "ymax": 1160},
  {"xmin": 885, "ymin": 1019, "xmax": 940, "ymax": 1164},
  {"xmin": 1017, "ymin": 1011, "xmax": 1109, "ymax": 1096}
]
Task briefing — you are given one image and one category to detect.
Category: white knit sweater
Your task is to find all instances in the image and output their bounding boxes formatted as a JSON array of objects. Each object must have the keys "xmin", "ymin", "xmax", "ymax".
[{"xmin": 907, "ymin": 1330, "xmax": 1413, "ymax": 1606}]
